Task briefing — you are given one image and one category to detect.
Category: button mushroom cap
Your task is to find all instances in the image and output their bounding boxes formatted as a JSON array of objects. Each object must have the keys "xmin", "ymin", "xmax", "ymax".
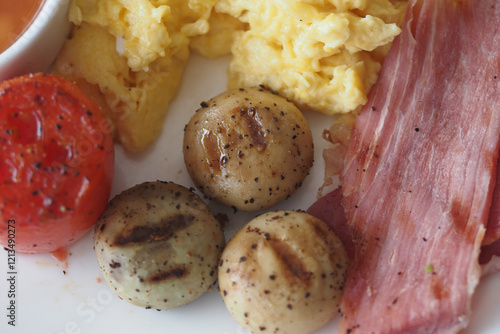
[
  {"xmin": 183, "ymin": 87, "xmax": 314, "ymax": 212},
  {"xmin": 218, "ymin": 210, "xmax": 348, "ymax": 334},
  {"xmin": 94, "ymin": 181, "xmax": 225, "ymax": 310}
]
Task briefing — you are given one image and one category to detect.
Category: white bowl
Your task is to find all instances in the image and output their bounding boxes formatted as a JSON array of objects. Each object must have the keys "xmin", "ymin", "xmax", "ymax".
[{"xmin": 0, "ymin": 0, "xmax": 71, "ymax": 82}]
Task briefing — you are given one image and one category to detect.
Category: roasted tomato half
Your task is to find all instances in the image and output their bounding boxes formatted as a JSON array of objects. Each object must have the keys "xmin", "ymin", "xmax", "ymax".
[{"xmin": 0, "ymin": 73, "xmax": 114, "ymax": 253}]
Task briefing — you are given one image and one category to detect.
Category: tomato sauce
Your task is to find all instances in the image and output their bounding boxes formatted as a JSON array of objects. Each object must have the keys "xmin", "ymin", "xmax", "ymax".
[{"xmin": 0, "ymin": 0, "xmax": 45, "ymax": 53}]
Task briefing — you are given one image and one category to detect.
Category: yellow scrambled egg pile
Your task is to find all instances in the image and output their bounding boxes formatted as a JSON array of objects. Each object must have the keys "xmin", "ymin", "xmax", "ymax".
[
  {"xmin": 55, "ymin": 0, "xmax": 406, "ymax": 151},
  {"xmin": 202, "ymin": 0, "xmax": 406, "ymax": 114}
]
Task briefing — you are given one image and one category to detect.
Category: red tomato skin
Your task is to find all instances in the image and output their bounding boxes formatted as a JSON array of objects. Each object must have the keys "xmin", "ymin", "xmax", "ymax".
[{"xmin": 0, "ymin": 73, "xmax": 115, "ymax": 253}]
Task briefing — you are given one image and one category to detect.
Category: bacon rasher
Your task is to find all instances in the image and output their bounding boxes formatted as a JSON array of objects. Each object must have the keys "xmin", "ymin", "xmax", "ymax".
[{"xmin": 323, "ymin": 0, "xmax": 500, "ymax": 333}]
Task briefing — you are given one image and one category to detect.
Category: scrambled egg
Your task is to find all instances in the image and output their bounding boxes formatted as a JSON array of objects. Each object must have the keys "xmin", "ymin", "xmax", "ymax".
[
  {"xmin": 204, "ymin": 0, "xmax": 407, "ymax": 114},
  {"xmin": 55, "ymin": 0, "xmax": 406, "ymax": 151},
  {"xmin": 55, "ymin": 0, "xmax": 219, "ymax": 151}
]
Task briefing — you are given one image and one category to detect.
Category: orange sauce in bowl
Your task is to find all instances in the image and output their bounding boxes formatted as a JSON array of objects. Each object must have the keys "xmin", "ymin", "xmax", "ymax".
[{"xmin": 0, "ymin": 0, "xmax": 45, "ymax": 53}]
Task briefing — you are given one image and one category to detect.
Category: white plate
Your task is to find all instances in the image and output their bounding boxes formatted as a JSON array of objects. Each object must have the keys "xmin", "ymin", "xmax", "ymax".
[{"xmin": 1, "ymin": 54, "xmax": 500, "ymax": 334}]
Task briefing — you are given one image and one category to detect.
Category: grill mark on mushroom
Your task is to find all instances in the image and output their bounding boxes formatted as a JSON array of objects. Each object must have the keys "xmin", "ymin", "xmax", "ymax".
[
  {"xmin": 267, "ymin": 235, "xmax": 312, "ymax": 285},
  {"xmin": 239, "ymin": 106, "xmax": 268, "ymax": 151},
  {"xmin": 309, "ymin": 217, "xmax": 330, "ymax": 246},
  {"xmin": 148, "ymin": 267, "xmax": 187, "ymax": 283},
  {"xmin": 113, "ymin": 214, "xmax": 195, "ymax": 246},
  {"xmin": 202, "ymin": 129, "xmax": 225, "ymax": 172}
]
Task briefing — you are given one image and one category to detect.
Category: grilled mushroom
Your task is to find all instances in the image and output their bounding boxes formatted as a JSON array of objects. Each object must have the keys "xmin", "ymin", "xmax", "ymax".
[
  {"xmin": 183, "ymin": 87, "xmax": 314, "ymax": 211},
  {"xmin": 218, "ymin": 210, "xmax": 348, "ymax": 334},
  {"xmin": 94, "ymin": 181, "xmax": 225, "ymax": 310}
]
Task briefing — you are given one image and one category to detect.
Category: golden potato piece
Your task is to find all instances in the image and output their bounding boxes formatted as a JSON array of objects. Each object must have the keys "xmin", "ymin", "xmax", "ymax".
[{"xmin": 54, "ymin": 23, "xmax": 188, "ymax": 151}]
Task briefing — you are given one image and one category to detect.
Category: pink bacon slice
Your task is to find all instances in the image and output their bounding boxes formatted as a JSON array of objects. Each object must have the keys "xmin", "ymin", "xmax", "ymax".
[
  {"xmin": 484, "ymin": 160, "xmax": 500, "ymax": 245},
  {"xmin": 336, "ymin": 0, "xmax": 500, "ymax": 333}
]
